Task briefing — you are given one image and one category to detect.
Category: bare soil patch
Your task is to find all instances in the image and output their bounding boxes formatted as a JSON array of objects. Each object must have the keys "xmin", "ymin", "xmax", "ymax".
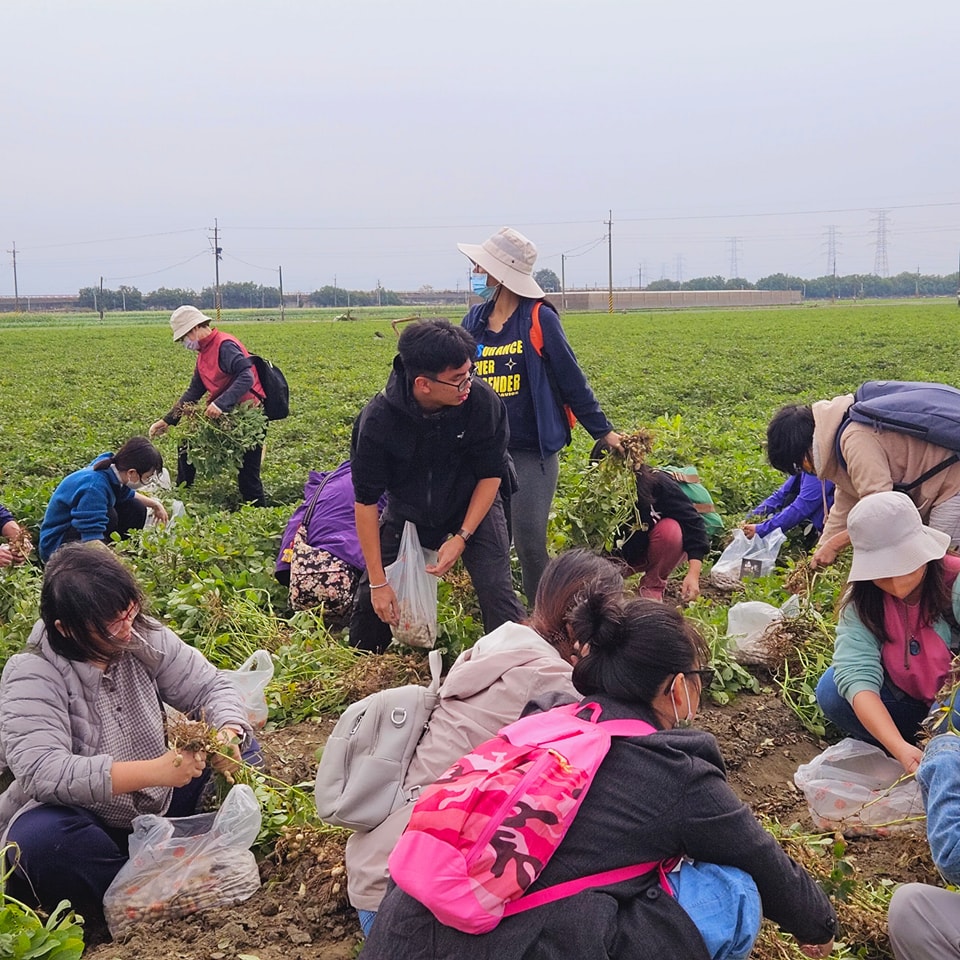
[{"xmin": 83, "ymin": 682, "xmax": 938, "ymax": 959}]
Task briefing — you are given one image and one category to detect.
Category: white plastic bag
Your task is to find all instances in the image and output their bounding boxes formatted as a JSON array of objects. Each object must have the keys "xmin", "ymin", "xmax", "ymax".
[
  {"xmin": 710, "ymin": 528, "xmax": 787, "ymax": 588},
  {"xmin": 793, "ymin": 738, "xmax": 924, "ymax": 837},
  {"xmin": 385, "ymin": 521, "xmax": 439, "ymax": 648},
  {"xmin": 103, "ymin": 784, "xmax": 262, "ymax": 938},
  {"xmin": 726, "ymin": 594, "xmax": 802, "ymax": 666},
  {"xmin": 221, "ymin": 650, "xmax": 274, "ymax": 729}
]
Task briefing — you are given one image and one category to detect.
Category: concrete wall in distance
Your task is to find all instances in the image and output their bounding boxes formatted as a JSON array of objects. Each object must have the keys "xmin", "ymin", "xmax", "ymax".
[{"xmin": 554, "ymin": 289, "xmax": 802, "ymax": 311}]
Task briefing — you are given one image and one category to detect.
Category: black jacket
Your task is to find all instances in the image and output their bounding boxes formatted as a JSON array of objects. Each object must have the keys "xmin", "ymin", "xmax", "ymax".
[
  {"xmin": 351, "ymin": 356, "xmax": 510, "ymax": 533},
  {"xmin": 361, "ymin": 695, "xmax": 835, "ymax": 960}
]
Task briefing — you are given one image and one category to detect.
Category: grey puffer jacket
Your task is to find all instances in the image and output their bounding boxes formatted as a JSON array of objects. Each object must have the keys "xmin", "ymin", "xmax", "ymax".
[{"xmin": 0, "ymin": 618, "xmax": 249, "ymax": 840}]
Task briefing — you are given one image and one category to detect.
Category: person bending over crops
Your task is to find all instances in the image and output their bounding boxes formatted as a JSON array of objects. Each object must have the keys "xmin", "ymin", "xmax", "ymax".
[
  {"xmin": 0, "ymin": 503, "xmax": 32, "ymax": 565},
  {"xmin": 344, "ymin": 549, "xmax": 623, "ymax": 936},
  {"xmin": 38, "ymin": 436, "xmax": 168, "ymax": 563},
  {"xmin": 459, "ymin": 227, "xmax": 622, "ymax": 603},
  {"xmin": 887, "ymin": 734, "xmax": 960, "ymax": 960},
  {"xmin": 349, "ymin": 318, "xmax": 525, "ymax": 653},
  {"xmin": 743, "ymin": 471, "xmax": 835, "ymax": 543},
  {"xmin": 766, "ymin": 399, "xmax": 960, "ymax": 568},
  {"xmin": 815, "ymin": 491, "xmax": 960, "ymax": 774},
  {"xmin": 360, "ymin": 597, "xmax": 836, "ymax": 960},
  {"xmin": 149, "ymin": 305, "xmax": 266, "ymax": 506},
  {"xmin": 0, "ymin": 543, "xmax": 261, "ymax": 927},
  {"xmin": 591, "ymin": 435, "xmax": 708, "ymax": 603}
]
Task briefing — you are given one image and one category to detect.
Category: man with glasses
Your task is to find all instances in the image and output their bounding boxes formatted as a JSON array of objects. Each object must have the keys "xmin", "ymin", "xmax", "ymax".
[{"xmin": 349, "ymin": 319, "xmax": 525, "ymax": 653}]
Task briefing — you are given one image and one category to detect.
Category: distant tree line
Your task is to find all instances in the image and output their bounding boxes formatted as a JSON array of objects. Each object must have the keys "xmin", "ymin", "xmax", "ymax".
[
  {"xmin": 76, "ymin": 270, "xmax": 960, "ymax": 311},
  {"xmin": 78, "ymin": 281, "xmax": 403, "ymax": 311},
  {"xmin": 644, "ymin": 271, "xmax": 960, "ymax": 299}
]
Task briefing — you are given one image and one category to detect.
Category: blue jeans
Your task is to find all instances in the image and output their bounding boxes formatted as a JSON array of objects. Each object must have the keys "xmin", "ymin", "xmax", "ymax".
[
  {"xmin": 669, "ymin": 861, "xmax": 762, "ymax": 960},
  {"xmin": 815, "ymin": 667, "xmax": 931, "ymax": 746},
  {"xmin": 358, "ymin": 909, "xmax": 377, "ymax": 937}
]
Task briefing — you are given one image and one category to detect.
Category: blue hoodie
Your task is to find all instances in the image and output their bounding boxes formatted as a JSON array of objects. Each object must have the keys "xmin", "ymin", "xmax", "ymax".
[{"xmin": 39, "ymin": 453, "xmax": 135, "ymax": 562}]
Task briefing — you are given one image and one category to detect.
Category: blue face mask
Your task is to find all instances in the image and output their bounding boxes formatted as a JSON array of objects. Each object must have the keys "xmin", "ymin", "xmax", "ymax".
[{"xmin": 470, "ymin": 272, "xmax": 498, "ymax": 302}]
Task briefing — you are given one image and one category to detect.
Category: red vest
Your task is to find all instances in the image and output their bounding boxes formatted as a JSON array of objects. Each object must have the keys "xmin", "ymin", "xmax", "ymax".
[{"xmin": 196, "ymin": 329, "xmax": 262, "ymax": 407}]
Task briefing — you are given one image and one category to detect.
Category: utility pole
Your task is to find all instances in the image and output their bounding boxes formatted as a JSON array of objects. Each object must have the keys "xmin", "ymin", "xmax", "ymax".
[
  {"xmin": 8, "ymin": 242, "xmax": 19, "ymax": 311},
  {"xmin": 99, "ymin": 276, "xmax": 104, "ymax": 320},
  {"xmin": 377, "ymin": 279, "xmax": 382, "ymax": 307},
  {"xmin": 916, "ymin": 265, "xmax": 920, "ymax": 297},
  {"xmin": 210, "ymin": 219, "xmax": 223, "ymax": 321},
  {"xmin": 638, "ymin": 263, "xmax": 642, "ymax": 291},
  {"xmin": 606, "ymin": 209, "xmax": 613, "ymax": 313},
  {"xmin": 561, "ymin": 254, "xmax": 567, "ymax": 311},
  {"xmin": 279, "ymin": 266, "xmax": 285, "ymax": 321},
  {"xmin": 334, "ymin": 274, "xmax": 337, "ymax": 308}
]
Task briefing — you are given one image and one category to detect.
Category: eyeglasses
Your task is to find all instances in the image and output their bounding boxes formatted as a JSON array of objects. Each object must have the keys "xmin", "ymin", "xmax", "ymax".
[
  {"xmin": 688, "ymin": 668, "xmax": 714, "ymax": 687},
  {"xmin": 426, "ymin": 370, "xmax": 474, "ymax": 392},
  {"xmin": 105, "ymin": 602, "xmax": 140, "ymax": 641}
]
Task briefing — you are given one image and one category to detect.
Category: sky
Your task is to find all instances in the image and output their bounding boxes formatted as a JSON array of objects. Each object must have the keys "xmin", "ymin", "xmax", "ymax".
[{"xmin": 3, "ymin": 0, "xmax": 960, "ymax": 297}]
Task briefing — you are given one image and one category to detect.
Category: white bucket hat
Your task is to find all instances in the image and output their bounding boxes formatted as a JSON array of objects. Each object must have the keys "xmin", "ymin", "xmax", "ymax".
[
  {"xmin": 170, "ymin": 305, "xmax": 212, "ymax": 341},
  {"xmin": 457, "ymin": 227, "xmax": 545, "ymax": 300},
  {"xmin": 847, "ymin": 490, "xmax": 950, "ymax": 582}
]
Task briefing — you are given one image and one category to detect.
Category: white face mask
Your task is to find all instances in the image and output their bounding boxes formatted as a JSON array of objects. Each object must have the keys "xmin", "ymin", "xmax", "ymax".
[
  {"xmin": 125, "ymin": 476, "xmax": 145, "ymax": 490},
  {"xmin": 183, "ymin": 338, "xmax": 200, "ymax": 352},
  {"xmin": 670, "ymin": 675, "xmax": 694, "ymax": 729}
]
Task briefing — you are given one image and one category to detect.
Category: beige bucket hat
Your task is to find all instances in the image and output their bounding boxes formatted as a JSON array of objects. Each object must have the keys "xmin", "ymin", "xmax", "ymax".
[
  {"xmin": 457, "ymin": 227, "xmax": 545, "ymax": 299},
  {"xmin": 170, "ymin": 305, "xmax": 212, "ymax": 341},
  {"xmin": 847, "ymin": 491, "xmax": 950, "ymax": 582}
]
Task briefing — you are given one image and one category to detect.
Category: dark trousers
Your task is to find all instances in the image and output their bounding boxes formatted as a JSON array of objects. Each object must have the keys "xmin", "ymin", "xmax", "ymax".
[
  {"xmin": 349, "ymin": 496, "xmax": 525, "ymax": 653},
  {"xmin": 177, "ymin": 443, "xmax": 266, "ymax": 507},
  {"xmin": 60, "ymin": 498, "xmax": 148, "ymax": 548},
  {"xmin": 3, "ymin": 737, "xmax": 262, "ymax": 924}
]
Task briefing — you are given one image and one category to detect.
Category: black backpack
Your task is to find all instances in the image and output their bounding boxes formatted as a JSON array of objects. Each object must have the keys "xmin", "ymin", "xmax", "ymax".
[
  {"xmin": 250, "ymin": 355, "xmax": 290, "ymax": 420},
  {"xmin": 836, "ymin": 380, "xmax": 960, "ymax": 491}
]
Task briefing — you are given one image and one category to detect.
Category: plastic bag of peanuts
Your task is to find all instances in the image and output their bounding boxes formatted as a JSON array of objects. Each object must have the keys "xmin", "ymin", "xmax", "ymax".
[
  {"xmin": 385, "ymin": 521, "xmax": 439, "ymax": 649},
  {"xmin": 104, "ymin": 784, "xmax": 262, "ymax": 939}
]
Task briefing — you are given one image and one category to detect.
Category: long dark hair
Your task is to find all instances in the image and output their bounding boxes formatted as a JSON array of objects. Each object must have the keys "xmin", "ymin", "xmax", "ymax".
[
  {"xmin": 527, "ymin": 549, "xmax": 624, "ymax": 662},
  {"xmin": 92, "ymin": 436, "xmax": 163, "ymax": 476},
  {"xmin": 842, "ymin": 558, "xmax": 956, "ymax": 645},
  {"xmin": 40, "ymin": 543, "xmax": 148, "ymax": 663},
  {"xmin": 571, "ymin": 596, "xmax": 709, "ymax": 704}
]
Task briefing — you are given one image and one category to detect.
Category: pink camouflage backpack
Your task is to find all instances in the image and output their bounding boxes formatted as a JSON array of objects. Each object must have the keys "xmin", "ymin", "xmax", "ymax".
[{"xmin": 387, "ymin": 700, "xmax": 674, "ymax": 934}]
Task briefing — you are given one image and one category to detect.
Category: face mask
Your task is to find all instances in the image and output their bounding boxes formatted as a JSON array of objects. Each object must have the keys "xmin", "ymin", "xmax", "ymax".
[
  {"xmin": 125, "ymin": 475, "xmax": 145, "ymax": 490},
  {"xmin": 670, "ymin": 675, "xmax": 694, "ymax": 729},
  {"xmin": 470, "ymin": 272, "xmax": 499, "ymax": 302},
  {"xmin": 183, "ymin": 339, "xmax": 200, "ymax": 352}
]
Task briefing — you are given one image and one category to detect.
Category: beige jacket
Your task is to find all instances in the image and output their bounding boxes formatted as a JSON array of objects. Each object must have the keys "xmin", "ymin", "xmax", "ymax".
[
  {"xmin": 813, "ymin": 394, "xmax": 960, "ymax": 543},
  {"xmin": 344, "ymin": 621, "xmax": 577, "ymax": 912}
]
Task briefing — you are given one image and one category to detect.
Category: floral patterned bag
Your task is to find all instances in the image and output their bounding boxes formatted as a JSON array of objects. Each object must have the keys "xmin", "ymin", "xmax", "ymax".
[{"xmin": 288, "ymin": 475, "xmax": 360, "ymax": 614}]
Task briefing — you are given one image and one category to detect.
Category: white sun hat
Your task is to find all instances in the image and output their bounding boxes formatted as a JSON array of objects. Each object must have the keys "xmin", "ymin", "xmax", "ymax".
[
  {"xmin": 846, "ymin": 490, "xmax": 950, "ymax": 582},
  {"xmin": 457, "ymin": 227, "xmax": 545, "ymax": 300},
  {"xmin": 170, "ymin": 305, "xmax": 212, "ymax": 341}
]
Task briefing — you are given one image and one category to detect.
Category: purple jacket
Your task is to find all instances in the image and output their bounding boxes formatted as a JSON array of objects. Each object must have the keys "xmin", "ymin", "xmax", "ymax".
[
  {"xmin": 0, "ymin": 504, "xmax": 14, "ymax": 531},
  {"xmin": 276, "ymin": 462, "xmax": 381, "ymax": 575},
  {"xmin": 748, "ymin": 471, "xmax": 834, "ymax": 538}
]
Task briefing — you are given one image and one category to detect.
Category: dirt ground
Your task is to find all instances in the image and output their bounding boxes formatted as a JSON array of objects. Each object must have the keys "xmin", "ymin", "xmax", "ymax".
[{"xmin": 82, "ymin": 675, "xmax": 939, "ymax": 960}]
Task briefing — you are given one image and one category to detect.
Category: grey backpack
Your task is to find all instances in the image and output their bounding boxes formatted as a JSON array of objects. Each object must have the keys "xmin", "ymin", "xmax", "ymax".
[{"xmin": 314, "ymin": 649, "xmax": 443, "ymax": 831}]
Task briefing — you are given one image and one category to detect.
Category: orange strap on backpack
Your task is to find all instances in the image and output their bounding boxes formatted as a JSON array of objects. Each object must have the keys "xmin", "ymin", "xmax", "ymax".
[{"xmin": 530, "ymin": 301, "xmax": 576, "ymax": 430}]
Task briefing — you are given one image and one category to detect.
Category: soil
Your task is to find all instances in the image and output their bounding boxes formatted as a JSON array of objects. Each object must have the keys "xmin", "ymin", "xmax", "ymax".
[{"xmin": 82, "ymin": 674, "xmax": 939, "ymax": 960}]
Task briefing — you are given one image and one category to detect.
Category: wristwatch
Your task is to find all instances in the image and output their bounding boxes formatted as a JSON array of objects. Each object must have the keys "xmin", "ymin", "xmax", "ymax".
[{"xmin": 455, "ymin": 528, "xmax": 472, "ymax": 543}]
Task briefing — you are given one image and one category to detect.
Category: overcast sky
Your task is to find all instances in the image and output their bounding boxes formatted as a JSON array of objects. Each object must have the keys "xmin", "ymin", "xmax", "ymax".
[{"xmin": 3, "ymin": 0, "xmax": 959, "ymax": 297}]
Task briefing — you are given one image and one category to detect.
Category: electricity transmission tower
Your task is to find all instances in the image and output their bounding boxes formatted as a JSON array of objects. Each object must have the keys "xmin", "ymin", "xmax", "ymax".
[
  {"xmin": 872, "ymin": 210, "xmax": 890, "ymax": 278},
  {"xmin": 728, "ymin": 237, "xmax": 742, "ymax": 279}
]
